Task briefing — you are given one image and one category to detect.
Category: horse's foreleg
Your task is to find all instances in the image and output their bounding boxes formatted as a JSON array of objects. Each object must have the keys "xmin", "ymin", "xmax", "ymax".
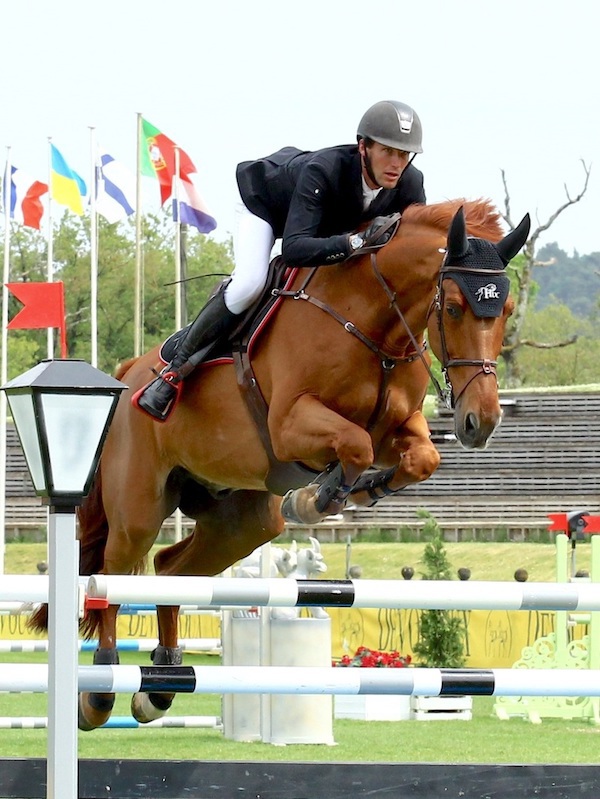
[
  {"xmin": 78, "ymin": 605, "xmax": 120, "ymax": 731},
  {"xmin": 273, "ymin": 395, "xmax": 375, "ymax": 524},
  {"xmin": 131, "ymin": 607, "xmax": 182, "ymax": 723},
  {"xmin": 350, "ymin": 410, "xmax": 441, "ymax": 507}
]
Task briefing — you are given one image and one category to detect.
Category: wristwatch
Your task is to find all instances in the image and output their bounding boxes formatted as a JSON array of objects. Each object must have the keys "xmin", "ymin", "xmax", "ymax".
[{"xmin": 349, "ymin": 234, "xmax": 364, "ymax": 251}]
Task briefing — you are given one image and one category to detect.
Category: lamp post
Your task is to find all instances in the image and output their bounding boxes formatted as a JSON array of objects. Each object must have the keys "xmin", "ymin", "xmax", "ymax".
[{"xmin": 1, "ymin": 359, "xmax": 126, "ymax": 799}]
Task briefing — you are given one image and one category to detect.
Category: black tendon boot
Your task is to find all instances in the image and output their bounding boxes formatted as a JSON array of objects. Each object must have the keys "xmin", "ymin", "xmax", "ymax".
[{"xmin": 133, "ymin": 285, "xmax": 238, "ymax": 421}]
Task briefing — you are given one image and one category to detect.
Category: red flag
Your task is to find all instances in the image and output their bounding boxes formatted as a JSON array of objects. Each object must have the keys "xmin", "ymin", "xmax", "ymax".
[{"xmin": 7, "ymin": 281, "xmax": 67, "ymax": 357}]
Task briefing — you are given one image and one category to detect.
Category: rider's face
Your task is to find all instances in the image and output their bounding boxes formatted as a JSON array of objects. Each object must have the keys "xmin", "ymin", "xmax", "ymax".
[{"xmin": 359, "ymin": 140, "xmax": 412, "ymax": 190}]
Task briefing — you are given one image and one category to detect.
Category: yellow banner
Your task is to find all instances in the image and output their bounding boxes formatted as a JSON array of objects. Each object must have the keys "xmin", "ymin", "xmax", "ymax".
[{"xmin": 0, "ymin": 607, "xmax": 588, "ymax": 669}]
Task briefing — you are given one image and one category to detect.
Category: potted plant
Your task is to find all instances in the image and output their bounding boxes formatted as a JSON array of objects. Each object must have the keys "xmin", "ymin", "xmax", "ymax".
[{"xmin": 332, "ymin": 647, "xmax": 412, "ymax": 720}]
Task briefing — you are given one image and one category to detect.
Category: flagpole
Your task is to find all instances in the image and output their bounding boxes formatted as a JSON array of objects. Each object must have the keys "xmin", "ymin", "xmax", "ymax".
[
  {"xmin": 0, "ymin": 146, "xmax": 12, "ymax": 573},
  {"xmin": 134, "ymin": 114, "xmax": 143, "ymax": 357},
  {"xmin": 89, "ymin": 127, "xmax": 98, "ymax": 368},
  {"xmin": 174, "ymin": 147, "xmax": 182, "ymax": 331},
  {"xmin": 46, "ymin": 137, "xmax": 54, "ymax": 359},
  {"xmin": 173, "ymin": 147, "xmax": 183, "ymax": 543}
]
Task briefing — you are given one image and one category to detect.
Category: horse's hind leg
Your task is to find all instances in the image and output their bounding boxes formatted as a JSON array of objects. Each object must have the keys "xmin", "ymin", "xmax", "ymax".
[
  {"xmin": 131, "ymin": 490, "xmax": 283, "ymax": 723},
  {"xmin": 78, "ymin": 605, "xmax": 120, "ymax": 730}
]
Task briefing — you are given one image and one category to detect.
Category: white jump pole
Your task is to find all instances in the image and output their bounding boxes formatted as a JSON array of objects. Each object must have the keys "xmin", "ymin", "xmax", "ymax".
[
  {"xmin": 87, "ymin": 575, "xmax": 600, "ymax": 612},
  {"xmin": 3, "ymin": 664, "xmax": 600, "ymax": 698}
]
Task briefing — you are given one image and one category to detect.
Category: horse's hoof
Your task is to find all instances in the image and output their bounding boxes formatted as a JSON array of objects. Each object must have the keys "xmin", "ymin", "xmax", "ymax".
[
  {"xmin": 131, "ymin": 691, "xmax": 169, "ymax": 724},
  {"xmin": 78, "ymin": 693, "xmax": 106, "ymax": 731},
  {"xmin": 281, "ymin": 486, "xmax": 323, "ymax": 525}
]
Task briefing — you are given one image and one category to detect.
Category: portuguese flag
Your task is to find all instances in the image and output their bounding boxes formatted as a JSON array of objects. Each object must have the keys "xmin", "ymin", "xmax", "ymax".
[{"xmin": 140, "ymin": 118, "xmax": 196, "ymax": 205}]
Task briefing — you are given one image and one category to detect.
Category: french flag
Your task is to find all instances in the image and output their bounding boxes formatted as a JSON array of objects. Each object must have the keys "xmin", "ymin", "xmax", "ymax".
[
  {"xmin": 8, "ymin": 166, "xmax": 48, "ymax": 229},
  {"xmin": 172, "ymin": 175, "xmax": 216, "ymax": 234}
]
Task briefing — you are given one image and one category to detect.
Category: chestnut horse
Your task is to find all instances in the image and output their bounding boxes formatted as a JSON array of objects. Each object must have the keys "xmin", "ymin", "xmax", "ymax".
[{"xmin": 31, "ymin": 199, "xmax": 529, "ymax": 730}]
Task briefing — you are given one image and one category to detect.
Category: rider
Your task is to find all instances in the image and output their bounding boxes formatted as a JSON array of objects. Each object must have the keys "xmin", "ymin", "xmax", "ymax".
[{"xmin": 134, "ymin": 100, "xmax": 426, "ymax": 421}]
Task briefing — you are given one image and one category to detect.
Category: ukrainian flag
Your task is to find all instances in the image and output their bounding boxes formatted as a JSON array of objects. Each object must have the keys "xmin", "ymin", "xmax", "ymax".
[{"xmin": 50, "ymin": 145, "xmax": 87, "ymax": 215}]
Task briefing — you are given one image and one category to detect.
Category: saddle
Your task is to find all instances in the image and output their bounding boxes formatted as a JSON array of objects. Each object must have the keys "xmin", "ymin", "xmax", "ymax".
[{"xmin": 159, "ymin": 259, "xmax": 319, "ymax": 495}]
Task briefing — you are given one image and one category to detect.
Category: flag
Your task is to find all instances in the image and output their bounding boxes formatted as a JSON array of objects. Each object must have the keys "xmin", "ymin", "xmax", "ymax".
[
  {"xmin": 140, "ymin": 118, "xmax": 196, "ymax": 205},
  {"xmin": 95, "ymin": 152, "xmax": 135, "ymax": 224},
  {"xmin": 50, "ymin": 145, "xmax": 87, "ymax": 215},
  {"xmin": 4, "ymin": 166, "xmax": 48, "ymax": 229},
  {"xmin": 173, "ymin": 175, "xmax": 217, "ymax": 233},
  {"xmin": 7, "ymin": 281, "xmax": 67, "ymax": 357}
]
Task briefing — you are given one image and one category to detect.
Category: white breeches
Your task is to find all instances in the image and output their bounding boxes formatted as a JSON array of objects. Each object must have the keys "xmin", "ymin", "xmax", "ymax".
[{"xmin": 225, "ymin": 198, "xmax": 276, "ymax": 315}]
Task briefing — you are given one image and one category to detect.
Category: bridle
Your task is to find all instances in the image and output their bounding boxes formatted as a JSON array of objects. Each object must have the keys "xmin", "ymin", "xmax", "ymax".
[
  {"xmin": 431, "ymin": 260, "xmax": 507, "ymax": 408},
  {"xmin": 274, "ymin": 221, "xmax": 504, "ymax": 414}
]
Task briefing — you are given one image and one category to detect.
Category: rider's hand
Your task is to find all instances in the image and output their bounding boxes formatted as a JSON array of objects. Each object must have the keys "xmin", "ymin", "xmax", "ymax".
[
  {"xmin": 346, "ymin": 216, "xmax": 395, "ymax": 255},
  {"xmin": 363, "ymin": 216, "xmax": 395, "ymax": 247}
]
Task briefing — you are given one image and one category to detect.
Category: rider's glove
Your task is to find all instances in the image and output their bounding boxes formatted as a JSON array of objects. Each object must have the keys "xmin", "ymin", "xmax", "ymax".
[
  {"xmin": 363, "ymin": 216, "xmax": 395, "ymax": 247},
  {"xmin": 346, "ymin": 216, "xmax": 395, "ymax": 255}
]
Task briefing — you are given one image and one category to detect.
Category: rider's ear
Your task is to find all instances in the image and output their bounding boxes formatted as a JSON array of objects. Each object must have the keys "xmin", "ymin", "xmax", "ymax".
[
  {"xmin": 494, "ymin": 213, "xmax": 531, "ymax": 265},
  {"xmin": 446, "ymin": 206, "xmax": 469, "ymax": 260}
]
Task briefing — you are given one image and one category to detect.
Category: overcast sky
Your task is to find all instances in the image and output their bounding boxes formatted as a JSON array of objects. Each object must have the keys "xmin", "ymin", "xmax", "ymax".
[{"xmin": 3, "ymin": 0, "xmax": 598, "ymax": 254}]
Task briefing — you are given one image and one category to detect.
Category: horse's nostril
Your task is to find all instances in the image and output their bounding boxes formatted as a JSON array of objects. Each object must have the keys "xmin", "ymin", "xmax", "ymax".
[{"xmin": 465, "ymin": 413, "xmax": 479, "ymax": 435}]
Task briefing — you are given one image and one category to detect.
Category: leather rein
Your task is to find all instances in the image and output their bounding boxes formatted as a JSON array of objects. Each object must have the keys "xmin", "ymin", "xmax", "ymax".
[{"xmin": 275, "ymin": 220, "xmax": 503, "ymax": 412}]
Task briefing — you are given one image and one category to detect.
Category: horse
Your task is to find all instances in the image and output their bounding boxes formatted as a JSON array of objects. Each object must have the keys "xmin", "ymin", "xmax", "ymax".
[{"xmin": 29, "ymin": 198, "xmax": 529, "ymax": 730}]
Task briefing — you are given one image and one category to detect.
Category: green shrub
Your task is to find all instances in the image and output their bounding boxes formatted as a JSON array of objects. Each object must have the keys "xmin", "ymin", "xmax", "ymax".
[{"xmin": 412, "ymin": 510, "xmax": 467, "ymax": 668}]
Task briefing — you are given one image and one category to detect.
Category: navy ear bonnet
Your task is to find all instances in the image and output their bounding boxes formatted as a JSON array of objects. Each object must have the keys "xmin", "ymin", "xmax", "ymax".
[
  {"xmin": 442, "ymin": 209, "xmax": 530, "ymax": 319},
  {"xmin": 443, "ymin": 238, "xmax": 510, "ymax": 318}
]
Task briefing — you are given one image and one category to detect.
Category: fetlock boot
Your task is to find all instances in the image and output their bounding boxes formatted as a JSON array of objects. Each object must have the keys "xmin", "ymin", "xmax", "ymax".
[{"xmin": 133, "ymin": 285, "xmax": 238, "ymax": 422}]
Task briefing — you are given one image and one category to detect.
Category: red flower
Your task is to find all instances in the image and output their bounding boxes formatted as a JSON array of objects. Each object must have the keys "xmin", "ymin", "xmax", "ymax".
[{"xmin": 332, "ymin": 647, "xmax": 411, "ymax": 668}]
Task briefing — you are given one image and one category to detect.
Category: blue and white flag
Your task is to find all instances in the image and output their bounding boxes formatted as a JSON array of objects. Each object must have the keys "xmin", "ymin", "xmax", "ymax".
[
  {"xmin": 172, "ymin": 175, "xmax": 216, "ymax": 233},
  {"xmin": 95, "ymin": 152, "xmax": 135, "ymax": 224}
]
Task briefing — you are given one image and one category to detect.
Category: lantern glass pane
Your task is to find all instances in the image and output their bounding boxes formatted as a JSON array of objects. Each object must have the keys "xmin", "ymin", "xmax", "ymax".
[
  {"xmin": 40, "ymin": 393, "xmax": 115, "ymax": 493},
  {"xmin": 6, "ymin": 393, "xmax": 46, "ymax": 491}
]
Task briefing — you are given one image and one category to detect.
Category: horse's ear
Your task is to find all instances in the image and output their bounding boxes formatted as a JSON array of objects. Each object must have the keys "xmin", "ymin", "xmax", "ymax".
[
  {"xmin": 494, "ymin": 213, "xmax": 531, "ymax": 265},
  {"xmin": 446, "ymin": 206, "xmax": 469, "ymax": 260}
]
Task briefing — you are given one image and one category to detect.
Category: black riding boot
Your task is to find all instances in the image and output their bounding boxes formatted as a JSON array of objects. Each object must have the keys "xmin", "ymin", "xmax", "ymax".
[{"xmin": 134, "ymin": 287, "xmax": 238, "ymax": 421}]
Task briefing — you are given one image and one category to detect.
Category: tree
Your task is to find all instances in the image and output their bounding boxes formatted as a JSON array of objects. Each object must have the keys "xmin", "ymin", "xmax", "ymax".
[
  {"xmin": 412, "ymin": 511, "xmax": 466, "ymax": 668},
  {"xmin": 499, "ymin": 160, "xmax": 591, "ymax": 387},
  {"xmin": 0, "ymin": 211, "xmax": 235, "ymax": 376}
]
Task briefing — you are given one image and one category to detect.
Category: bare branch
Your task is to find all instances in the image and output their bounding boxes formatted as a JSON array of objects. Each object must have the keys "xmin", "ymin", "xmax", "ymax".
[
  {"xmin": 528, "ymin": 160, "xmax": 592, "ymax": 249},
  {"xmin": 500, "ymin": 168, "xmax": 513, "ymax": 229},
  {"xmin": 502, "ymin": 335, "xmax": 578, "ymax": 354},
  {"xmin": 521, "ymin": 335, "xmax": 578, "ymax": 349},
  {"xmin": 533, "ymin": 257, "xmax": 557, "ymax": 268}
]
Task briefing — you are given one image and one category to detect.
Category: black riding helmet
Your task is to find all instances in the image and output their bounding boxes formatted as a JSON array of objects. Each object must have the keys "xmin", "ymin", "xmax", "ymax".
[{"xmin": 357, "ymin": 100, "xmax": 423, "ymax": 154}]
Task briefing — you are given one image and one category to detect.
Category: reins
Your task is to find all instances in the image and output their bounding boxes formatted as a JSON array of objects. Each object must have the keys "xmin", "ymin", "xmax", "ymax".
[
  {"xmin": 273, "ymin": 266, "xmax": 424, "ymax": 429},
  {"xmin": 275, "ymin": 225, "xmax": 505, "ymax": 412}
]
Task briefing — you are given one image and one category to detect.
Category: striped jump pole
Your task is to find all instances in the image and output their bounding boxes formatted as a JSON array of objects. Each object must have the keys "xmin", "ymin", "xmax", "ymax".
[
  {"xmin": 2, "ymin": 664, "xmax": 600, "ymax": 697},
  {"xmin": 0, "ymin": 638, "xmax": 221, "ymax": 653},
  {"xmin": 88, "ymin": 574, "xmax": 600, "ymax": 612},
  {"xmin": 0, "ymin": 715, "xmax": 222, "ymax": 730}
]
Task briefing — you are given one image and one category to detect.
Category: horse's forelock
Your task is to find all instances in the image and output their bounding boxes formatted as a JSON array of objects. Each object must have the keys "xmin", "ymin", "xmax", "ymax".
[{"xmin": 403, "ymin": 199, "xmax": 503, "ymax": 242}]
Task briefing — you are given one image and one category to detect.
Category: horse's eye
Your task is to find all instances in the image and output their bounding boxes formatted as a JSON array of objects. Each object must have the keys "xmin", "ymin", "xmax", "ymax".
[{"xmin": 446, "ymin": 304, "xmax": 462, "ymax": 320}]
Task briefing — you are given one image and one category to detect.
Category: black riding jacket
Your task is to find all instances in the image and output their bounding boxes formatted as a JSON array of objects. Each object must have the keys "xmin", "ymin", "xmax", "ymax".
[{"xmin": 236, "ymin": 145, "xmax": 426, "ymax": 267}]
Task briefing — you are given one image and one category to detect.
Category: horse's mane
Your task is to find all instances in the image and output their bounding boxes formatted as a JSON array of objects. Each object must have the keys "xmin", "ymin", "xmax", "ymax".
[
  {"xmin": 403, "ymin": 198, "xmax": 504, "ymax": 242},
  {"xmin": 115, "ymin": 357, "xmax": 138, "ymax": 381}
]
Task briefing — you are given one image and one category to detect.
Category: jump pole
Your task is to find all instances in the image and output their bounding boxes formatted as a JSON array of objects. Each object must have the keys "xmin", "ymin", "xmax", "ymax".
[
  {"xmin": 87, "ymin": 574, "xmax": 600, "ymax": 611},
  {"xmin": 5, "ymin": 663, "xmax": 600, "ymax": 697}
]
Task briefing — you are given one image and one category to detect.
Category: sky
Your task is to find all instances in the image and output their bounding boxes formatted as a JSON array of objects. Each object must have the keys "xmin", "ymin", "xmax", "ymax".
[{"xmin": 2, "ymin": 0, "xmax": 599, "ymax": 255}]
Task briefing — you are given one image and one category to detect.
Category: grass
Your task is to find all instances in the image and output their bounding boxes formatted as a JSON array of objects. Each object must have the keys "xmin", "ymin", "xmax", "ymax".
[
  {"xmin": 2, "ymin": 540, "xmax": 598, "ymax": 765},
  {"xmin": 3, "ymin": 539, "xmax": 592, "ymax": 583}
]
